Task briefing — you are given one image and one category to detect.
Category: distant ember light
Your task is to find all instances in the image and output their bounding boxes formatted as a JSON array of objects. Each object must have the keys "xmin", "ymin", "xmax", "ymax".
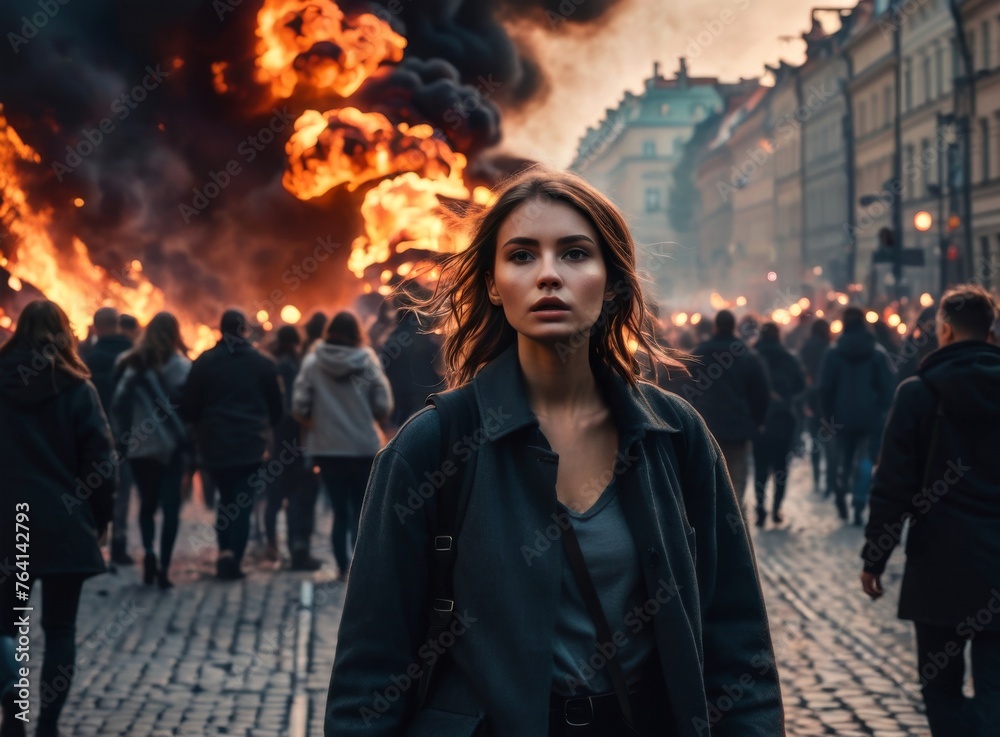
[
  {"xmin": 280, "ymin": 305, "xmax": 302, "ymax": 324},
  {"xmin": 766, "ymin": 271, "xmax": 777, "ymax": 282}
]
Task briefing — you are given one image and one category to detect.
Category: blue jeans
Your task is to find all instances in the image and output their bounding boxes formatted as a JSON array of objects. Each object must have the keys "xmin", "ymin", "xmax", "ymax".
[{"xmin": 915, "ymin": 622, "xmax": 1000, "ymax": 737}]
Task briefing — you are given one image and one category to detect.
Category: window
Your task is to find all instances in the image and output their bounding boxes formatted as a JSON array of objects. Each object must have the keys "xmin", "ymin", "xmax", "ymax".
[
  {"xmin": 923, "ymin": 55, "xmax": 932, "ymax": 104},
  {"xmin": 904, "ymin": 61, "xmax": 913, "ymax": 111},
  {"xmin": 884, "ymin": 85, "xmax": 893, "ymax": 127},
  {"xmin": 870, "ymin": 93, "xmax": 879, "ymax": 129},
  {"xmin": 660, "ymin": 103, "xmax": 671, "ymax": 116},
  {"xmin": 981, "ymin": 117, "xmax": 991, "ymax": 181},
  {"xmin": 920, "ymin": 138, "xmax": 931, "ymax": 193},
  {"xmin": 969, "ymin": 30, "xmax": 977, "ymax": 73},
  {"xmin": 905, "ymin": 144, "xmax": 916, "ymax": 197},
  {"xmin": 642, "ymin": 140, "xmax": 656, "ymax": 157},
  {"xmin": 644, "ymin": 188, "xmax": 661, "ymax": 213},
  {"xmin": 859, "ymin": 100, "xmax": 867, "ymax": 135},
  {"xmin": 982, "ymin": 21, "xmax": 991, "ymax": 69},
  {"xmin": 935, "ymin": 44, "xmax": 944, "ymax": 98}
]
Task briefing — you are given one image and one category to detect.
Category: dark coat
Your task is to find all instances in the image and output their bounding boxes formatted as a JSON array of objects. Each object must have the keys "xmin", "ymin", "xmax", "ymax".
[
  {"xmin": 863, "ymin": 340, "xmax": 1000, "ymax": 630},
  {"xmin": 326, "ymin": 345, "xmax": 784, "ymax": 737},
  {"xmin": 818, "ymin": 326, "xmax": 894, "ymax": 432},
  {"xmin": 380, "ymin": 313, "xmax": 444, "ymax": 429},
  {"xmin": 0, "ymin": 343, "xmax": 117, "ymax": 578},
  {"xmin": 798, "ymin": 336, "xmax": 828, "ymax": 416},
  {"xmin": 680, "ymin": 334, "xmax": 770, "ymax": 443},
  {"xmin": 82, "ymin": 333, "xmax": 133, "ymax": 412},
  {"xmin": 179, "ymin": 339, "xmax": 283, "ymax": 469},
  {"xmin": 755, "ymin": 338, "xmax": 806, "ymax": 442}
]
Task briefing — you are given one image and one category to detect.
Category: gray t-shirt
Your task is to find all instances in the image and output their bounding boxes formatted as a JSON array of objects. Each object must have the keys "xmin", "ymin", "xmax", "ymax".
[{"xmin": 551, "ymin": 478, "xmax": 657, "ymax": 696}]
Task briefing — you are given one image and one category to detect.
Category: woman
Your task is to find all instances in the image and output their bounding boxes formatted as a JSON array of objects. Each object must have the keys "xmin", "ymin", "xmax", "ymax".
[
  {"xmin": 0, "ymin": 301, "xmax": 117, "ymax": 737},
  {"xmin": 111, "ymin": 312, "xmax": 191, "ymax": 589},
  {"xmin": 325, "ymin": 169, "xmax": 784, "ymax": 736},
  {"xmin": 752, "ymin": 323, "xmax": 806, "ymax": 527},
  {"xmin": 292, "ymin": 311, "xmax": 393, "ymax": 579}
]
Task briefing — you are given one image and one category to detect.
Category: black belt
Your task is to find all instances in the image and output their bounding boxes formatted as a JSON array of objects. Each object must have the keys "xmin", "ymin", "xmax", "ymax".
[{"xmin": 550, "ymin": 682, "xmax": 646, "ymax": 728}]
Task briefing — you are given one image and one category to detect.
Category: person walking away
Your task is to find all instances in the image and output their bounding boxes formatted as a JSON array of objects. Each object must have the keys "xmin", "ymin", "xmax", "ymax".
[
  {"xmin": 266, "ymin": 326, "xmax": 322, "ymax": 570},
  {"xmin": 894, "ymin": 307, "xmax": 938, "ymax": 386},
  {"xmin": 0, "ymin": 300, "xmax": 117, "ymax": 737},
  {"xmin": 819, "ymin": 306, "xmax": 894, "ymax": 524},
  {"xmin": 110, "ymin": 312, "xmax": 191, "ymax": 589},
  {"xmin": 292, "ymin": 311, "xmax": 393, "ymax": 580},
  {"xmin": 83, "ymin": 306, "xmax": 136, "ymax": 565},
  {"xmin": 799, "ymin": 319, "xmax": 831, "ymax": 495},
  {"xmin": 753, "ymin": 323, "xmax": 806, "ymax": 527},
  {"xmin": 180, "ymin": 309, "xmax": 284, "ymax": 580},
  {"xmin": 378, "ymin": 297, "xmax": 444, "ymax": 435},
  {"xmin": 861, "ymin": 286, "xmax": 1000, "ymax": 737},
  {"xmin": 682, "ymin": 309, "xmax": 770, "ymax": 513}
]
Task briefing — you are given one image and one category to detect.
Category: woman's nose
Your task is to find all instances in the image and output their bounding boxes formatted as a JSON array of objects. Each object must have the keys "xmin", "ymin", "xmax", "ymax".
[{"xmin": 536, "ymin": 255, "xmax": 562, "ymax": 290}]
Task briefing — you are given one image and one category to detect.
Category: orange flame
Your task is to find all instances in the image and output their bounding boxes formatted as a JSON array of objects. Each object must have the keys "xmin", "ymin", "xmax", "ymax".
[
  {"xmin": 0, "ymin": 106, "xmax": 214, "ymax": 352},
  {"xmin": 255, "ymin": 0, "xmax": 405, "ymax": 100}
]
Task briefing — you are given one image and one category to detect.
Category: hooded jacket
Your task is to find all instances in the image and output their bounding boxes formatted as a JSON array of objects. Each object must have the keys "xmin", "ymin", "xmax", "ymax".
[
  {"xmin": 0, "ymin": 343, "xmax": 116, "ymax": 577},
  {"xmin": 863, "ymin": 340, "xmax": 1000, "ymax": 629},
  {"xmin": 326, "ymin": 344, "xmax": 784, "ymax": 737},
  {"xmin": 819, "ymin": 326, "xmax": 894, "ymax": 432},
  {"xmin": 292, "ymin": 343, "xmax": 393, "ymax": 458}
]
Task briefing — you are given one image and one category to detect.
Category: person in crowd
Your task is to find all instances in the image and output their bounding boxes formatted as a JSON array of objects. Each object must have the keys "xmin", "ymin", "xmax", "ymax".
[
  {"xmin": 325, "ymin": 168, "xmax": 783, "ymax": 736},
  {"xmin": 292, "ymin": 311, "xmax": 393, "ymax": 579},
  {"xmin": 265, "ymin": 326, "xmax": 322, "ymax": 570},
  {"xmin": 752, "ymin": 323, "xmax": 806, "ymax": 527},
  {"xmin": 861, "ymin": 285, "xmax": 1000, "ymax": 737},
  {"xmin": 682, "ymin": 310, "xmax": 770, "ymax": 513},
  {"xmin": 110, "ymin": 312, "xmax": 191, "ymax": 589},
  {"xmin": 82, "ymin": 306, "xmax": 136, "ymax": 565},
  {"xmin": 179, "ymin": 309, "xmax": 284, "ymax": 580},
  {"xmin": 799, "ymin": 318, "xmax": 832, "ymax": 495},
  {"xmin": 302, "ymin": 311, "xmax": 327, "ymax": 355},
  {"xmin": 894, "ymin": 306, "xmax": 938, "ymax": 385},
  {"xmin": 119, "ymin": 313, "xmax": 141, "ymax": 344},
  {"xmin": 819, "ymin": 306, "xmax": 894, "ymax": 525},
  {"xmin": 0, "ymin": 300, "xmax": 117, "ymax": 737},
  {"xmin": 377, "ymin": 294, "xmax": 444, "ymax": 435}
]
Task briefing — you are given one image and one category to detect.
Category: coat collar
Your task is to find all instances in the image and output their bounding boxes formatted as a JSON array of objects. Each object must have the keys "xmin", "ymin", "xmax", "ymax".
[{"xmin": 471, "ymin": 342, "xmax": 680, "ymax": 447}]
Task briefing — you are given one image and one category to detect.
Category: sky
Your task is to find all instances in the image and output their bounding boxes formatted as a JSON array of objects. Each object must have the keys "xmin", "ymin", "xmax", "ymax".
[{"xmin": 500, "ymin": 0, "xmax": 840, "ymax": 167}]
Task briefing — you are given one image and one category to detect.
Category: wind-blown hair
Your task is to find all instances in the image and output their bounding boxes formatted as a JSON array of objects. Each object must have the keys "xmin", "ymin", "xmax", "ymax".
[
  {"xmin": 0, "ymin": 300, "xmax": 90, "ymax": 380},
  {"xmin": 119, "ymin": 312, "xmax": 188, "ymax": 372},
  {"xmin": 401, "ymin": 167, "xmax": 683, "ymax": 388}
]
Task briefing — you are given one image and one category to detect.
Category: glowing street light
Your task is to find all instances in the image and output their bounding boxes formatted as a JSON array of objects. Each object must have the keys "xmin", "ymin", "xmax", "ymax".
[
  {"xmin": 920, "ymin": 292, "xmax": 935, "ymax": 308},
  {"xmin": 913, "ymin": 211, "xmax": 933, "ymax": 232},
  {"xmin": 865, "ymin": 310, "xmax": 879, "ymax": 324}
]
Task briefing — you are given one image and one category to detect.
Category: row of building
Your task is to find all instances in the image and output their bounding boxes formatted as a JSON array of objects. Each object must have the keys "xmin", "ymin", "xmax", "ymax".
[{"xmin": 571, "ymin": 0, "xmax": 1000, "ymax": 307}]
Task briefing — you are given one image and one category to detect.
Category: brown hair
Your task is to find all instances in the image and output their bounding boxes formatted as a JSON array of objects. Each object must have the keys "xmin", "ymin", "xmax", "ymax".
[
  {"xmin": 401, "ymin": 166, "xmax": 683, "ymax": 388},
  {"xmin": 326, "ymin": 310, "xmax": 365, "ymax": 347},
  {"xmin": 939, "ymin": 285, "xmax": 998, "ymax": 341},
  {"xmin": 119, "ymin": 312, "xmax": 188, "ymax": 371},
  {"xmin": 0, "ymin": 300, "xmax": 91, "ymax": 380}
]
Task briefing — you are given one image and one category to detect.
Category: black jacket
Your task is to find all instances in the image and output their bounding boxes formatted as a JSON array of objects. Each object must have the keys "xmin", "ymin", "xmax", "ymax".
[
  {"xmin": 679, "ymin": 334, "xmax": 770, "ymax": 443},
  {"xmin": 82, "ymin": 334, "xmax": 133, "ymax": 412},
  {"xmin": 326, "ymin": 344, "xmax": 784, "ymax": 737},
  {"xmin": 755, "ymin": 338, "xmax": 806, "ymax": 440},
  {"xmin": 380, "ymin": 313, "xmax": 445, "ymax": 429},
  {"xmin": 818, "ymin": 326, "xmax": 894, "ymax": 432},
  {"xmin": 0, "ymin": 343, "xmax": 116, "ymax": 578},
  {"xmin": 179, "ymin": 339, "xmax": 284, "ymax": 469},
  {"xmin": 863, "ymin": 340, "xmax": 1000, "ymax": 630}
]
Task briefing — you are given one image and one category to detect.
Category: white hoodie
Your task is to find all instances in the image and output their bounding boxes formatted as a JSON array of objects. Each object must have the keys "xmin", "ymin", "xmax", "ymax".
[{"xmin": 292, "ymin": 343, "xmax": 394, "ymax": 458}]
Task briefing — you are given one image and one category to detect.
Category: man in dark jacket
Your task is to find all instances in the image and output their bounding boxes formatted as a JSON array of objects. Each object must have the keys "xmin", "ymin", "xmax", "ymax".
[
  {"xmin": 82, "ymin": 306, "xmax": 136, "ymax": 565},
  {"xmin": 819, "ymin": 307, "xmax": 894, "ymax": 524},
  {"xmin": 180, "ymin": 309, "xmax": 284, "ymax": 579},
  {"xmin": 681, "ymin": 310, "xmax": 769, "ymax": 513},
  {"xmin": 861, "ymin": 286, "xmax": 1000, "ymax": 737}
]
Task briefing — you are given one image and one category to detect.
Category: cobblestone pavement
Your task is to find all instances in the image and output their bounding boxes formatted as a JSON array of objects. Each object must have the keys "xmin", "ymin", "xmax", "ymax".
[{"xmin": 14, "ymin": 456, "xmax": 932, "ymax": 736}]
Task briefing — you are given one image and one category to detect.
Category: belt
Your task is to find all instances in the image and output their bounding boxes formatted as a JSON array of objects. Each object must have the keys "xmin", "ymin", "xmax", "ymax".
[{"xmin": 549, "ymin": 680, "xmax": 651, "ymax": 728}]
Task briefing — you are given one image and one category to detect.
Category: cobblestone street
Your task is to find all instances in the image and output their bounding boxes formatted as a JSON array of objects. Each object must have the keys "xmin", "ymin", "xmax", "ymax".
[{"xmin": 18, "ymin": 458, "xmax": 931, "ymax": 737}]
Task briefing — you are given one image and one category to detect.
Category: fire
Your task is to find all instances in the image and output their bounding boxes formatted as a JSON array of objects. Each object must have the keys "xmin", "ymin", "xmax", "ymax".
[
  {"xmin": 283, "ymin": 108, "xmax": 468, "ymax": 199},
  {"xmin": 255, "ymin": 0, "xmax": 405, "ymax": 100},
  {"xmin": 0, "ymin": 107, "xmax": 213, "ymax": 352}
]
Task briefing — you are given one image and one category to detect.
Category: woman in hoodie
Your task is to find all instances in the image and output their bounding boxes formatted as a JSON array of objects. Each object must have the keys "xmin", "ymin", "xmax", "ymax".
[
  {"xmin": 0, "ymin": 300, "xmax": 117, "ymax": 737},
  {"xmin": 111, "ymin": 312, "xmax": 192, "ymax": 589},
  {"xmin": 292, "ymin": 311, "xmax": 393, "ymax": 578}
]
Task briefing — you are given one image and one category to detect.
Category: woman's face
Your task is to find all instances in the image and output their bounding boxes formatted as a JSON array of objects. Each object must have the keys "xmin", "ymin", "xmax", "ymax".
[{"xmin": 486, "ymin": 197, "xmax": 615, "ymax": 345}]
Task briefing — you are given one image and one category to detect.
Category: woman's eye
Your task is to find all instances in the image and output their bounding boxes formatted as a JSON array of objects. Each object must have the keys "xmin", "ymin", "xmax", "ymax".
[
  {"xmin": 510, "ymin": 251, "xmax": 533, "ymax": 262},
  {"xmin": 565, "ymin": 248, "xmax": 589, "ymax": 260}
]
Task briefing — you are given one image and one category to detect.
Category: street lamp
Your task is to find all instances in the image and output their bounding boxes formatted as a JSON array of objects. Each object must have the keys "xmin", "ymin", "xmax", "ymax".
[{"xmin": 914, "ymin": 211, "xmax": 933, "ymax": 232}]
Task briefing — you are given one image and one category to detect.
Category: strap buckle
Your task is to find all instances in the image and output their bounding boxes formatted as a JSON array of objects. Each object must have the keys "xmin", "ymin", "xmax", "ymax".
[
  {"xmin": 434, "ymin": 536, "xmax": 453, "ymax": 551},
  {"xmin": 564, "ymin": 696, "xmax": 594, "ymax": 727},
  {"xmin": 432, "ymin": 598, "xmax": 455, "ymax": 613}
]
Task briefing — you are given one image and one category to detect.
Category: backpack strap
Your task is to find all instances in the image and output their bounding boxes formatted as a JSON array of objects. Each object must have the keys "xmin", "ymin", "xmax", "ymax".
[{"xmin": 415, "ymin": 385, "xmax": 480, "ymax": 707}]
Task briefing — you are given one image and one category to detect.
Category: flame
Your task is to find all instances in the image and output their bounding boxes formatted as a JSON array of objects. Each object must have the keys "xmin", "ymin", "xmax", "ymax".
[
  {"xmin": 0, "ymin": 107, "xmax": 214, "ymax": 352},
  {"xmin": 283, "ymin": 108, "xmax": 468, "ymax": 200},
  {"xmin": 255, "ymin": 0, "xmax": 405, "ymax": 100}
]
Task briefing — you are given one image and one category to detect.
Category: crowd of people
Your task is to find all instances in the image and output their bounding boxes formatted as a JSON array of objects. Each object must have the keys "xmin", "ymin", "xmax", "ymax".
[{"xmin": 0, "ymin": 169, "xmax": 997, "ymax": 736}]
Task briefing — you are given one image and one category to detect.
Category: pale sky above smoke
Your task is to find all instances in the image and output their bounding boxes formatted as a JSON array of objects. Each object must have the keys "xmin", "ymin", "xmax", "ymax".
[{"xmin": 501, "ymin": 0, "xmax": 832, "ymax": 167}]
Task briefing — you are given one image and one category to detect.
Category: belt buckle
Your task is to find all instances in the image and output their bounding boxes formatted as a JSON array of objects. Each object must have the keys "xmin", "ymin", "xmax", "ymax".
[{"xmin": 564, "ymin": 696, "xmax": 594, "ymax": 727}]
